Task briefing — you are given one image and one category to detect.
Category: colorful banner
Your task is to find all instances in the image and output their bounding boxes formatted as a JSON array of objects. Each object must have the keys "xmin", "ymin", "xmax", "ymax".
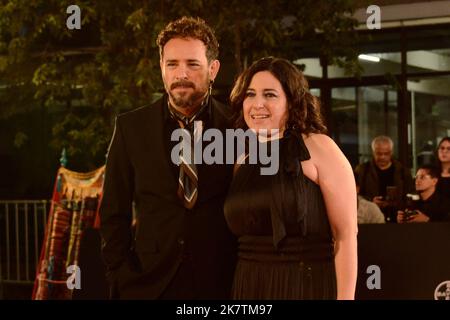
[{"xmin": 32, "ymin": 166, "xmax": 105, "ymax": 300}]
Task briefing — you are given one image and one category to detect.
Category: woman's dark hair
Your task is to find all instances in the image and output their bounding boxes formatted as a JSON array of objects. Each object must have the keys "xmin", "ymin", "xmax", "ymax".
[
  {"xmin": 230, "ymin": 57, "xmax": 327, "ymax": 135},
  {"xmin": 436, "ymin": 136, "xmax": 450, "ymax": 174}
]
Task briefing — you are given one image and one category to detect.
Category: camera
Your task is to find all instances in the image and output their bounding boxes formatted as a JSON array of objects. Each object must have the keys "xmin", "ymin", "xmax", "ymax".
[
  {"xmin": 403, "ymin": 208, "xmax": 418, "ymax": 220},
  {"xmin": 402, "ymin": 193, "xmax": 420, "ymax": 221}
]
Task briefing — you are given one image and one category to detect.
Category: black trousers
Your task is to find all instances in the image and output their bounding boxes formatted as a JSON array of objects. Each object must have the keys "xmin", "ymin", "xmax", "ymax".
[{"xmin": 158, "ymin": 255, "xmax": 197, "ymax": 300}]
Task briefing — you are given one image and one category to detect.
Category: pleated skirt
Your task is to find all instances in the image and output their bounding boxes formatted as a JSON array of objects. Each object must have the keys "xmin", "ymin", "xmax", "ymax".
[{"xmin": 231, "ymin": 235, "xmax": 337, "ymax": 300}]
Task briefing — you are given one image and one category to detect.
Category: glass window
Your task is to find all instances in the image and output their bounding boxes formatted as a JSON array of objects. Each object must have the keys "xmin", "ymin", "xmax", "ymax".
[
  {"xmin": 293, "ymin": 58, "xmax": 322, "ymax": 79},
  {"xmin": 331, "ymin": 87, "xmax": 358, "ymax": 166},
  {"xmin": 407, "ymin": 49, "xmax": 450, "ymax": 73},
  {"xmin": 408, "ymin": 75, "xmax": 450, "ymax": 172},
  {"xmin": 331, "ymin": 85, "xmax": 398, "ymax": 167},
  {"xmin": 327, "ymin": 52, "xmax": 402, "ymax": 78},
  {"xmin": 310, "ymin": 88, "xmax": 320, "ymax": 98}
]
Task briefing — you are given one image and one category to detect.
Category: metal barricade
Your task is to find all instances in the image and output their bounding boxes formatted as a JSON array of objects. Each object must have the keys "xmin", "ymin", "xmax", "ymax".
[{"xmin": 0, "ymin": 200, "xmax": 48, "ymax": 285}]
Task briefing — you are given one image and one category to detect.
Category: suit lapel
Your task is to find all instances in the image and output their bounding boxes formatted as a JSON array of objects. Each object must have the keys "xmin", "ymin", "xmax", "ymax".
[{"xmin": 142, "ymin": 98, "xmax": 179, "ymax": 202}]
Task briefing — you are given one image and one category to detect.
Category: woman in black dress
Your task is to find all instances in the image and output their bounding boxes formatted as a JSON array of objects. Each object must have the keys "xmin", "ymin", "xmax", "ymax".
[
  {"xmin": 224, "ymin": 57, "xmax": 357, "ymax": 300},
  {"xmin": 436, "ymin": 137, "xmax": 450, "ymax": 198}
]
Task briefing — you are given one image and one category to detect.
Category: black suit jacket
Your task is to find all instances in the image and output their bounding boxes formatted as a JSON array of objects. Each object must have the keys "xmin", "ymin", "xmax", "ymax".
[{"xmin": 100, "ymin": 96, "xmax": 237, "ymax": 299}]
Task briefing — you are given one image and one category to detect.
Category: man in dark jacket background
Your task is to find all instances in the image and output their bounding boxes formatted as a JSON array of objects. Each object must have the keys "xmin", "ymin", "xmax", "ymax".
[{"xmin": 355, "ymin": 135, "xmax": 413, "ymax": 222}]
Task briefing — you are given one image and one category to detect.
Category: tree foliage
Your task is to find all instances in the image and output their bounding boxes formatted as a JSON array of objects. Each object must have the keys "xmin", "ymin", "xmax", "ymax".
[{"xmin": 0, "ymin": 0, "xmax": 359, "ymax": 168}]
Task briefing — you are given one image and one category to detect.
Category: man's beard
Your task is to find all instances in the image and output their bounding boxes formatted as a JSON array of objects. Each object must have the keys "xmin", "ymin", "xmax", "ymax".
[{"xmin": 168, "ymin": 79, "xmax": 209, "ymax": 108}]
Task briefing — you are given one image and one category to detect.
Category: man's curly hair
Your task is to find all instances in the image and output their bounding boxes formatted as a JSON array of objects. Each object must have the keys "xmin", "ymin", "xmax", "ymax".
[{"xmin": 156, "ymin": 16, "xmax": 219, "ymax": 62}]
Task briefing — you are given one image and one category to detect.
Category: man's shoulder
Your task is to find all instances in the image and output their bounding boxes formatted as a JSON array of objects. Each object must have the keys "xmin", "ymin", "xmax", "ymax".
[
  {"xmin": 211, "ymin": 97, "xmax": 233, "ymax": 121},
  {"xmin": 117, "ymin": 98, "xmax": 164, "ymax": 124},
  {"xmin": 432, "ymin": 191, "xmax": 450, "ymax": 205},
  {"xmin": 391, "ymin": 159, "xmax": 412, "ymax": 176},
  {"xmin": 355, "ymin": 161, "xmax": 372, "ymax": 172},
  {"xmin": 362, "ymin": 196, "xmax": 379, "ymax": 211},
  {"xmin": 392, "ymin": 159, "xmax": 407, "ymax": 169}
]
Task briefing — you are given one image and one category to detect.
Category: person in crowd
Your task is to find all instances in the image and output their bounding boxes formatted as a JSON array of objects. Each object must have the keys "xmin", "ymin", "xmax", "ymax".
[
  {"xmin": 355, "ymin": 176, "xmax": 385, "ymax": 224},
  {"xmin": 436, "ymin": 136, "xmax": 450, "ymax": 198},
  {"xmin": 224, "ymin": 57, "xmax": 357, "ymax": 300},
  {"xmin": 355, "ymin": 135, "xmax": 413, "ymax": 222},
  {"xmin": 397, "ymin": 164, "xmax": 450, "ymax": 223}
]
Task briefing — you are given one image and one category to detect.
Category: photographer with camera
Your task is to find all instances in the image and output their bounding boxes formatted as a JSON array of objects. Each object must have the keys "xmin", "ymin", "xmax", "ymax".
[
  {"xmin": 397, "ymin": 165, "xmax": 450, "ymax": 223},
  {"xmin": 355, "ymin": 136, "xmax": 413, "ymax": 222}
]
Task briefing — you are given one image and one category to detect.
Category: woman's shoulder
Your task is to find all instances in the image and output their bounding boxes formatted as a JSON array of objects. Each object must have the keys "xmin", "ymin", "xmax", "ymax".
[
  {"xmin": 301, "ymin": 132, "xmax": 352, "ymax": 173},
  {"xmin": 301, "ymin": 133, "xmax": 339, "ymax": 156}
]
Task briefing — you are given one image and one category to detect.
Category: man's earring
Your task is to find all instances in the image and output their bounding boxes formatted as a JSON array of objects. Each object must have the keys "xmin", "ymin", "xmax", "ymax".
[{"xmin": 209, "ymin": 79, "xmax": 214, "ymax": 96}]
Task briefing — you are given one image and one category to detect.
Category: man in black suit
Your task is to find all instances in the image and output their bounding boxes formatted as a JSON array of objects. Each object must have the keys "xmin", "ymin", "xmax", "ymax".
[{"xmin": 100, "ymin": 16, "xmax": 236, "ymax": 299}]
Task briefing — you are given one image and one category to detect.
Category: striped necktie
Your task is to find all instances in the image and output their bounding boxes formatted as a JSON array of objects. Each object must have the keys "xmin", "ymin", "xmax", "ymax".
[{"xmin": 169, "ymin": 99, "xmax": 208, "ymax": 209}]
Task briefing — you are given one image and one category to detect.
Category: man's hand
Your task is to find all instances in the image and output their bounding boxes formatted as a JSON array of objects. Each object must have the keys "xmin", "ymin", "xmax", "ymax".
[
  {"xmin": 397, "ymin": 210, "xmax": 405, "ymax": 223},
  {"xmin": 397, "ymin": 210, "xmax": 429, "ymax": 223},
  {"xmin": 407, "ymin": 210, "xmax": 430, "ymax": 223}
]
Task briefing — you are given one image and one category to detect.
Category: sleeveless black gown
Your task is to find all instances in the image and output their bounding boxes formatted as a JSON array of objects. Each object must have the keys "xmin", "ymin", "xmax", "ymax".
[{"xmin": 224, "ymin": 133, "xmax": 336, "ymax": 299}]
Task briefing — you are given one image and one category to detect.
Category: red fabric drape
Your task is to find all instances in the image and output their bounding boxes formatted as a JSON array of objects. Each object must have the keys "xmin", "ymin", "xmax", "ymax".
[{"xmin": 32, "ymin": 166, "xmax": 105, "ymax": 300}]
